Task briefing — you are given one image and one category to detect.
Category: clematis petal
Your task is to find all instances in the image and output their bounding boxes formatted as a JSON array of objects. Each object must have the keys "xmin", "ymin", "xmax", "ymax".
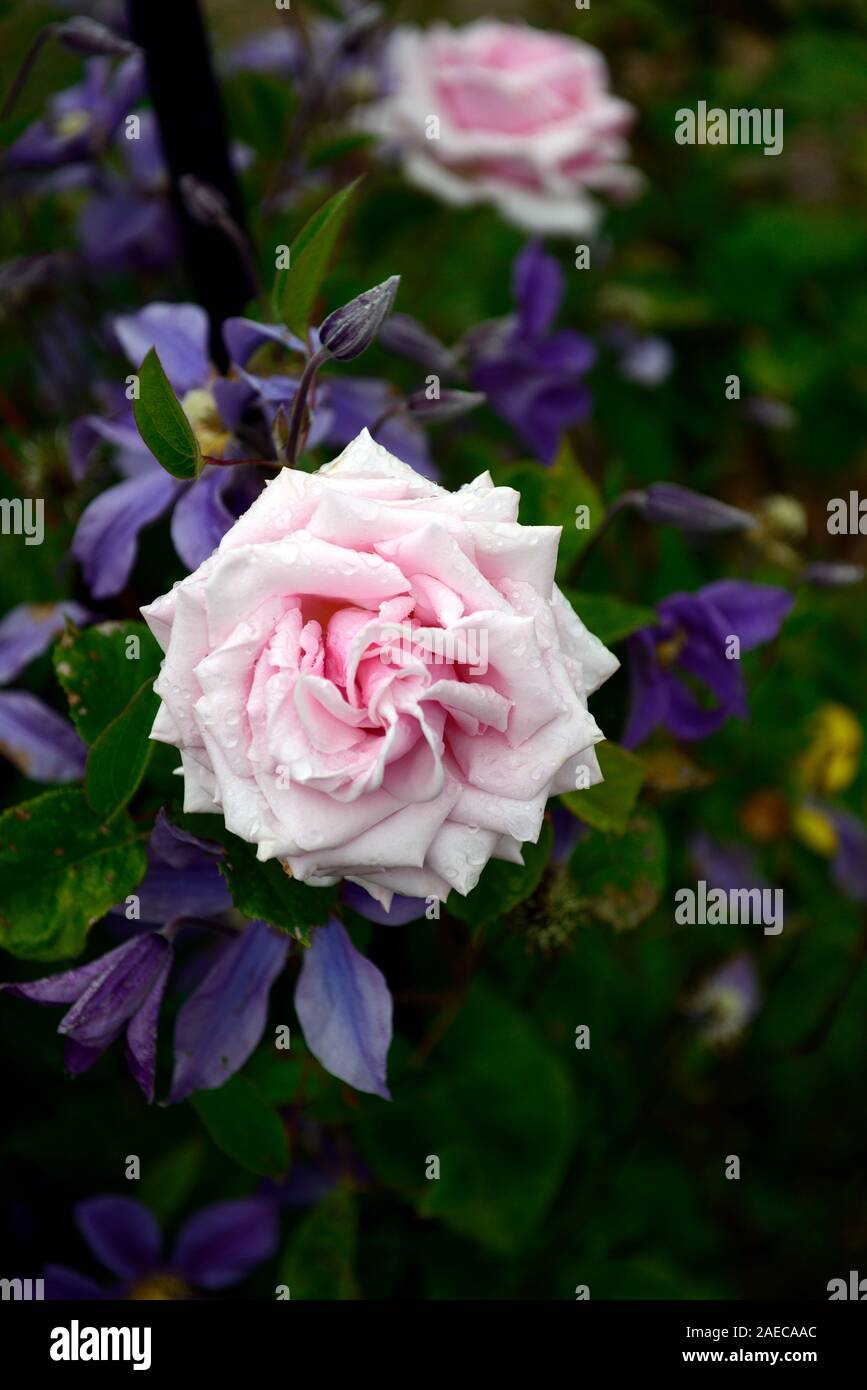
[
  {"xmin": 171, "ymin": 468, "xmax": 236, "ymax": 572},
  {"xmin": 0, "ymin": 601, "xmax": 89, "ymax": 684},
  {"xmin": 2, "ymin": 950, "xmax": 120, "ymax": 1007},
  {"xmin": 75, "ymin": 1196, "xmax": 162, "ymax": 1281},
  {"xmin": 43, "ymin": 1264, "xmax": 108, "ymax": 1300},
  {"xmin": 72, "ymin": 468, "xmax": 181, "ymax": 599},
  {"xmin": 295, "ymin": 918, "xmax": 393, "ymax": 1098},
  {"xmin": 622, "ymin": 629, "xmax": 668, "ymax": 748},
  {"xmin": 113, "ymin": 302, "xmax": 211, "ymax": 395},
  {"xmin": 125, "ymin": 947, "xmax": 173, "ymax": 1102},
  {"xmin": 0, "ymin": 690, "xmax": 86, "ymax": 782},
  {"xmin": 58, "ymin": 934, "xmax": 172, "ymax": 1052},
  {"xmin": 169, "ymin": 920, "xmax": 291, "ymax": 1103},
  {"xmin": 342, "ymin": 881, "xmax": 427, "ymax": 925},
  {"xmin": 512, "ymin": 240, "xmax": 564, "ymax": 339},
  {"xmin": 171, "ymin": 1199, "xmax": 279, "ymax": 1290},
  {"xmin": 700, "ymin": 580, "xmax": 794, "ymax": 652}
]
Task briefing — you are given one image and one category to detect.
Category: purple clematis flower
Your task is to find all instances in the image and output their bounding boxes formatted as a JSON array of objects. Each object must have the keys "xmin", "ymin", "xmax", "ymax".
[
  {"xmin": 623, "ymin": 580, "xmax": 794, "ymax": 747},
  {"xmin": 684, "ymin": 952, "xmax": 761, "ymax": 1046},
  {"xmin": 469, "ymin": 241, "xmax": 596, "ymax": 464},
  {"xmin": 381, "ymin": 243, "xmax": 595, "ymax": 465},
  {"xmin": 3, "ymin": 813, "xmax": 291, "ymax": 1102},
  {"xmin": 5, "ymin": 55, "xmax": 145, "ymax": 173},
  {"xmin": 76, "ymin": 111, "xmax": 180, "ymax": 273},
  {"xmin": 45, "ymin": 1194, "xmax": 278, "ymax": 1299},
  {"xmin": 689, "ymin": 832, "xmax": 770, "ymax": 895},
  {"xmin": 0, "ymin": 601, "xmax": 89, "ymax": 782},
  {"xmin": 71, "ymin": 301, "xmax": 432, "ymax": 598},
  {"xmin": 2, "ymin": 930, "xmax": 173, "ymax": 1102}
]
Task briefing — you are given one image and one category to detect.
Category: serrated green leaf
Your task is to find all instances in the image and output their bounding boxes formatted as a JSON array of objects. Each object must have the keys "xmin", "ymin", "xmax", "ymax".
[
  {"xmin": 53, "ymin": 621, "xmax": 162, "ymax": 745},
  {"xmin": 564, "ymin": 589, "xmax": 655, "ymax": 646},
  {"xmin": 447, "ymin": 821, "xmax": 552, "ymax": 928},
  {"xmin": 279, "ymin": 1187, "xmax": 359, "ymax": 1299},
  {"xmin": 570, "ymin": 807, "xmax": 667, "ymax": 931},
  {"xmin": 0, "ymin": 790, "xmax": 147, "ymax": 960},
  {"xmin": 132, "ymin": 347, "xmax": 202, "ymax": 479},
  {"xmin": 272, "ymin": 177, "xmax": 362, "ymax": 335},
  {"xmin": 561, "ymin": 741, "xmax": 646, "ymax": 835},
  {"xmin": 85, "ymin": 678, "xmax": 160, "ymax": 819},
  {"xmin": 191, "ymin": 1074, "xmax": 289, "ymax": 1177},
  {"xmin": 220, "ymin": 835, "xmax": 335, "ymax": 943}
]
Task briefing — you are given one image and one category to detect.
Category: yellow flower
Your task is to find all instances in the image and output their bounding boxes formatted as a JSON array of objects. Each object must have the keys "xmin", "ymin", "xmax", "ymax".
[
  {"xmin": 791, "ymin": 802, "xmax": 838, "ymax": 857},
  {"xmin": 797, "ymin": 704, "xmax": 862, "ymax": 796}
]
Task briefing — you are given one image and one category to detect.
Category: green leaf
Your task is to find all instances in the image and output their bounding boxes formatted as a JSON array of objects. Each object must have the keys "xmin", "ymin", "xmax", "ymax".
[
  {"xmin": 85, "ymin": 679, "xmax": 161, "ymax": 819},
  {"xmin": 358, "ymin": 985, "xmax": 576, "ymax": 1255},
  {"xmin": 563, "ymin": 589, "xmax": 655, "ymax": 646},
  {"xmin": 132, "ymin": 347, "xmax": 202, "ymax": 479},
  {"xmin": 138, "ymin": 1140, "xmax": 205, "ymax": 1223},
  {"xmin": 54, "ymin": 621, "xmax": 163, "ymax": 745},
  {"xmin": 191, "ymin": 1075, "xmax": 289, "ymax": 1177},
  {"xmin": 570, "ymin": 808, "xmax": 667, "ymax": 931},
  {"xmin": 0, "ymin": 790, "xmax": 147, "ymax": 960},
  {"xmin": 220, "ymin": 835, "xmax": 335, "ymax": 944},
  {"xmin": 272, "ymin": 177, "xmax": 362, "ymax": 335},
  {"xmin": 278, "ymin": 1187, "xmax": 359, "ymax": 1299},
  {"xmin": 561, "ymin": 741, "xmax": 646, "ymax": 835},
  {"xmin": 492, "ymin": 437, "xmax": 602, "ymax": 576},
  {"xmin": 308, "ymin": 133, "xmax": 374, "ymax": 170},
  {"xmin": 447, "ymin": 821, "xmax": 552, "ymax": 928}
]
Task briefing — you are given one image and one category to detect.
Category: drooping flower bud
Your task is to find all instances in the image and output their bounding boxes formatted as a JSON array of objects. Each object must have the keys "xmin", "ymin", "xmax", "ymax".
[
  {"xmin": 57, "ymin": 17, "xmax": 140, "ymax": 57},
  {"xmin": 405, "ymin": 388, "xmax": 484, "ymax": 424},
  {"xmin": 319, "ymin": 276, "xmax": 400, "ymax": 362},
  {"xmin": 636, "ymin": 483, "xmax": 756, "ymax": 534}
]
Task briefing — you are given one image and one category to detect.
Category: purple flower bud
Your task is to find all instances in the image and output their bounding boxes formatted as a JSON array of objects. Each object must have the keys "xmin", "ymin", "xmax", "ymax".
[
  {"xmin": 406, "ymin": 388, "xmax": 485, "ymax": 424},
  {"xmin": 57, "ymin": 17, "xmax": 140, "ymax": 58},
  {"xmin": 319, "ymin": 276, "xmax": 400, "ymax": 362},
  {"xmin": 179, "ymin": 175, "xmax": 229, "ymax": 225},
  {"xmin": 377, "ymin": 312, "xmax": 456, "ymax": 375},
  {"xmin": 637, "ymin": 483, "xmax": 756, "ymax": 534},
  {"xmin": 803, "ymin": 562, "xmax": 865, "ymax": 588},
  {"xmin": 619, "ymin": 335, "xmax": 674, "ymax": 387},
  {"xmin": 745, "ymin": 397, "xmax": 796, "ymax": 430}
]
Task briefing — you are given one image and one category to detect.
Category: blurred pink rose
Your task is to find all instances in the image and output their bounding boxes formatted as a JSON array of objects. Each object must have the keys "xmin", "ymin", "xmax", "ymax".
[
  {"xmin": 142, "ymin": 430, "xmax": 617, "ymax": 912},
  {"xmin": 366, "ymin": 20, "xmax": 641, "ymax": 235}
]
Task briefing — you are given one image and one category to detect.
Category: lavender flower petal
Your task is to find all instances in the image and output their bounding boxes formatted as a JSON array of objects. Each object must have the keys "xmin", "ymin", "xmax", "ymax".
[
  {"xmin": 75, "ymin": 1196, "xmax": 162, "ymax": 1281},
  {"xmin": 0, "ymin": 602, "xmax": 89, "ymax": 684},
  {"xmin": 171, "ymin": 1199, "xmax": 278, "ymax": 1290},
  {"xmin": 0, "ymin": 691, "xmax": 87, "ymax": 782},
  {"xmin": 295, "ymin": 918, "xmax": 393, "ymax": 1099},
  {"xmin": 169, "ymin": 921, "xmax": 290, "ymax": 1103},
  {"xmin": 113, "ymin": 302, "xmax": 210, "ymax": 395},
  {"xmin": 72, "ymin": 468, "xmax": 181, "ymax": 599}
]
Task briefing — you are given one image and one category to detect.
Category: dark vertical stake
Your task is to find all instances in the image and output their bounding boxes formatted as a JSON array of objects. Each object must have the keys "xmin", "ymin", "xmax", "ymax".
[{"xmin": 126, "ymin": 0, "xmax": 253, "ymax": 367}]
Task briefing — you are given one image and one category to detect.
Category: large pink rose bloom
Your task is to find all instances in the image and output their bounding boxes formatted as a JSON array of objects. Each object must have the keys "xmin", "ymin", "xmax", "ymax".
[
  {"xmin": 142, "ymin": 430, "xmax": 618, "ymax": 912},
  {"xmin": 366, "ymin": 20, "xmax": 641, "ymax": 235}
]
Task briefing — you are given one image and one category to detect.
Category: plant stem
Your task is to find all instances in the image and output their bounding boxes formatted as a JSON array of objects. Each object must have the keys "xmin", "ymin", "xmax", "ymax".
[
  {"xmin": 1, "ymin": 24, "xmax": 58, "ymax": 120},
  {"xmin": 284, "ymin": 348, "xmax": 330, "ymax": 466}
]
